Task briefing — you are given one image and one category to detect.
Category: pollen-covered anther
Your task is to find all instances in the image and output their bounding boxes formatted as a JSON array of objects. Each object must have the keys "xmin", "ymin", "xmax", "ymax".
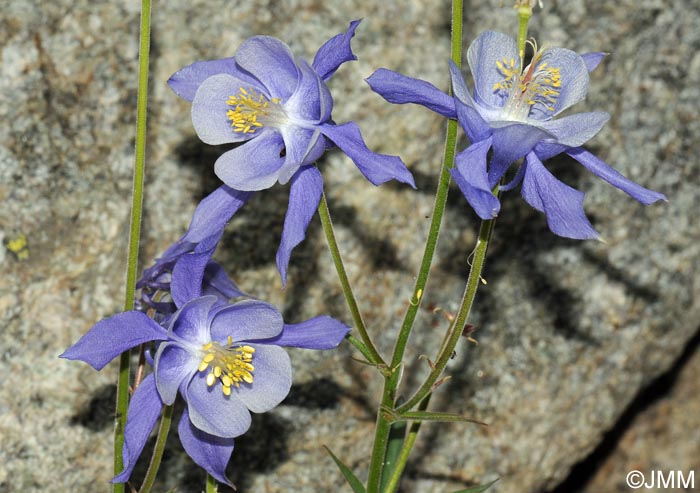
[
  {"xmin": 226, "ymin": 86, "xmax": 285, "ymax": 134},
  {"xmin": 199, "ymin": 340, "xmax": 257, "ymax": 395},
  {"xmin": 494, "ymin": 45, "xmax": 563, "ymax": 120}
]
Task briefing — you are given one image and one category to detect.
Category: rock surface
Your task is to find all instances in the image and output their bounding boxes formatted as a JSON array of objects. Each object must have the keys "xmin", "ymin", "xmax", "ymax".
[{"xmin": 0, "ymin": 1, "xmax": 698, "ymax": 492}]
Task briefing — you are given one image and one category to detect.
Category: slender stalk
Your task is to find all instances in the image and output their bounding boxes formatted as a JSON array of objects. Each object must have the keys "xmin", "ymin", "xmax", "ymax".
[
  {"xmin": 397, "ymin": 215, "xmax": 496, "ymax": 414},
  {"xmin": 139, "ymin": 405, "xmax": 174, "ymax": 493},
  {"xmin": 114, "ymin": 0, "xmax": 152, "ymax": 490},
  {"xmin": 390, "ymin": 0, "xmax": 463, "ymax": 373},
  {"xmin": 365, "ymin": 2, "xmax": 464, "ymax": 492},
  {"xmin": 205, "ymin": 473, "xmax": 218, "ymax": 493},
  {"xmin": 383, "ymin": 395, "xmax": 431, "ymax": 493},
  {"xmin": 318, "ymin": 193, "xmax": 385, "ymax": 367}
]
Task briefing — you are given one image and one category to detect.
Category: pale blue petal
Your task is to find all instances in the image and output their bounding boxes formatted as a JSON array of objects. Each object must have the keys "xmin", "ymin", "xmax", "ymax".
[
  {"xmin": 521, "ymin": 152, "xmax": 599, "ymax": 239},
  {"xmin": 60, "ymin": 311, "xmax": 167, "ymax": 370},
  {"xmin": 169, "ymin": 296, "xmax": 218, "ymax": 345},
  {"xmin": 185, "ymin": 371, "xmax": 252, "ymax": 438},
  {"xmin": 262, "ymin": 316, "xmax": 350, "ymax": 349},
  {"xmin": 365, "ymin": 68, "xmax": 456, "ymax": 118},
  {"xmin": 467, "ymin": 31, "xmax": 519, "ymax": 109},
  {"xmin": 233, "ymin": 344, "xmax": 291, "ymax": 413},
  {"xmin": 209, "ymin": 300, "xmax": 284, "ymax": 343},
  {"xmin": 540, "ymin": 48, "xmax": 590, "ymax": 116},
  {"xmin": 567, "ymin": 148, "xmax": 667, "ymax": 204},
  {"xmin": 319, "ymin": 122, "xmax": 415, "ymax": 187},
  {"xmin": 178, "ymin": 408, "xmax": 235, "ymax": 487},
  {"xmin": 278, "ymin": 126, "xmax": 322, "ymax": 181},
  {"xmin": 285, "ymin": 58, "xmax": 333, "ymax": 123},
  {"xmin": 214, "ymin": 130, "xmax": 286, "ymax": 191},
  {"xmin": 192, "ymin": 74, "xmax": 260, "ymax": 144},
  {"xmin": 539, "ymin": 111, "xmax": 609, "ymax": 147},
  {"xmin": 312, "ymin": 19, "xmax": 361, "ymax": 81},
  {"xmin": 112, "ymin": 374, "xmax": 163, "ymax": 483},
  {"xmin": 168, "ymin": 58, "xmax": 259, "ymax": 102},
  {"xmin": 154, "ymin": 342, "xmax": 199, "ymax": 405},
  {"xmin": 276, "ymin": 166, "xmax": 323, "ymax": 286},
  {"xmin": 235, "ymin": 36, "xmax": 299, "ymax": 99}
]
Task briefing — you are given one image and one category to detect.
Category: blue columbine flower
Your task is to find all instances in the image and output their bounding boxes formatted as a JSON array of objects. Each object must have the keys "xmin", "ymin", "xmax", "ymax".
[
  {"xmin": 367, "ymin": 31, "xmax": 666, "ymax": 238},
  {"xmin": 168, "ymin": 20, "xmax": 415, "ymax": 283},
  {"xmin": 61, "ymin": 291, "xmax": 349, "ymax": 485}
]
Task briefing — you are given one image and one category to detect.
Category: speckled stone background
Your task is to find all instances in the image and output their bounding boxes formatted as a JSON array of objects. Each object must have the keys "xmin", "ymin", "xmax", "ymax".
[{"xmin": 1, "ymin": 0, "xmax": 698, "ymax": 492}]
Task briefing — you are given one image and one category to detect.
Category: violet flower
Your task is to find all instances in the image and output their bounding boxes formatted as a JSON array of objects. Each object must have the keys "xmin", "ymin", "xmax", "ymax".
[
  {"xmin": 61, "ymin": 294, "xmax": 349, "ymax": 485},
  {"xmin": 168, "ymin": 21, "xmax": 415, "ymax": 282},
  {"xmin": 367, "ymin": 31, "xmax": 666, "ymax": 239}
]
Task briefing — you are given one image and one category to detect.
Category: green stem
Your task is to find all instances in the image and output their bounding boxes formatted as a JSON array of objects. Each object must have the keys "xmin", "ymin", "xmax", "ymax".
[
  {"xmin": 383, "ymin": 395, "xmax": 431, "ymax": 493},
  {"xmin": 390, "ymin": 0, "xmax": 462, "ymax": 372},
  {"xmin": 397, "ymin": 214, "xmax": 496, "ymax": 415},
  {"xmin": 366, "ymin": 2, "xmax": 464, "ymax": 492},
  {"xmin": 114, "ymin": 0, "xmax": 151, "ymax": 490},
  {"xmin": 205, "ymin": 473, "xmax": 218, "ymax": 493},
  {"xmin": 140, "ymin": 405, "xmax": 173, "ymax": 493},
  {"xmin": 318, "ymin": 193, "xmax": 385, "ymax": 367}
]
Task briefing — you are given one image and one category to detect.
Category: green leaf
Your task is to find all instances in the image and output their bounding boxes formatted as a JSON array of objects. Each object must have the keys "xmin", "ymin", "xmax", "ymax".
[
  {"xmin": 450, "ymin": 478, "xmax": 499, "ymax": 493},
  {"xmin": 324, "ymin": 446, "xmax": 366, "ymax": 493},
  {"xmin": 398, "ymin": 411, "xmax": 487, "ymax": 426},
  {"xmin": 380, "ymin": 420, "xmax": 407, "ymax": 492}
]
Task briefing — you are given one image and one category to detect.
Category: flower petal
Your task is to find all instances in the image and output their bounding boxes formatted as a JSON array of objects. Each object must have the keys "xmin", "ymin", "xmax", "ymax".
[
  {"xmin": 214, "ymin": 130, "xmax": 287, "ymax": 191},
  {"xmin": 169, "ymin": 296, "xmax": 218, "ymax": 345},
  {"xmin": 319, "ymin": 122, "xmax": 415, "ymax": 187},
  {"xmin": 183, "ymin": 185, "xmax": 252, "ymax": 244},
  {"xmin": 285, "ymin": 58, "xmax": 333, "ymax": 123},
  {"xmin": 154, "ymin": 342, "xmax": 199, "ymax": 405},
  {"xmin": 235, "ymin": 36, "xmax": 300, "ymax": 99},
  {"xmin": 312, "ymin": 19, "xmax": 361, "ymax": 81},
  {"xmin": 451, "ymin": 137, "xmax": 501, "ymax": 219},
  {"xmin": 538, "ymin": 111, "xmax": 610, "ymax": 148},
  {"xmin": 521, "ymin": 152, "xmax": 599, "ymax": 239},
  {"xmin": 202, "ymin": 261, "xmax": 247, "ymax": 301},
  {"xmin": 540, "ymin": 48, "xmax": 590, "ymax": 116},
  {"xmin": 60, "ymin": 311, "xmax": 167, "ymax": 370},
  {"xmin": 278, "ymin": 126, "xmax": 323, "ymax": 181},
  {"xmin": 185, "ymin": 371, "xmax": 252, "ymax": 438},
  {"xmin": 489, "ymin": 122, "xmax": 552, "ymax": 186},
  {"xmin": 581, "ymin": 52, "xmax": 607, "ymax": 73},
  {"xmin": 233, "ymin": 344, "xmax": 291, "ymax": 413},
  {"xmin": 566, "ymin": 147, "xmax": 668, "ymax": 204},
  {"xmin": 276, "ymin": 166, "xmax": 323, "ymax": 285},
  {"xmin": 449, "ymin": 61, "xmax": 492, "ymax": 142},
  {"xmin": 467, "ymin": 31, "xmax": 519, "ymax": 109},
  {"xmin": 192, "ymin": 74, "xmax": 262, "ymax": 145},
  {"xmin": 168, "ymin": 58, "xmax": 260, "ymax": 102},
  {"xmin": 112, "ymin": 374, "xmax": 163, "ymax": 483},
  {"xmin": 178, "ymin": 408, "xmax": 235, "ymax": 487},
  {"xmin": 209, "ymin": 299, "xmax": 284, "ymax": 343},
  {"xmin": 171, "ymin": 236, "xmax": 220, "ymax": 307},
  {"xmin": 365, "ymin": 68, "xmax": 456, "ymax": 119},
  {"xmin": 260, "ymin": 316, "xmax": 350, "ymax": 349}
]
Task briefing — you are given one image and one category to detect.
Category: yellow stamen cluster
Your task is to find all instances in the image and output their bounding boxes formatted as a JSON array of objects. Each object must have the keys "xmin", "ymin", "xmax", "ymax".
[
  {"xmin": 198, "ymin": 336, "xmax": 256, "ymax": 396},
  {"xmin": 226, "ymin": 87, "xmax": 281, "ymax": 134},
  {"xmin": 493, "ymin": 41, "xmax": 563, "ymax": 119}
]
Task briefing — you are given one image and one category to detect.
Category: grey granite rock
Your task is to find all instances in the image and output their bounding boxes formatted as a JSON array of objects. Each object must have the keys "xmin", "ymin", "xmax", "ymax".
[{"xmin": 0, "ymin": 1, "xmax": 698, "ymax": 492}]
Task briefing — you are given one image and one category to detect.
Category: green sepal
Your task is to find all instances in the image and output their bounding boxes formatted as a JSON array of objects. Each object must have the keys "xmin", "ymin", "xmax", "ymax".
[
  {"xmin": 397, "ymin": 410, "xmax": 487, "ymax": 426},
  {"xmin": 324, "ymin": 446, "xmax": 367, "ymax": 493},
  {"xmin": 450, "ymin": 478, "xmax": 499, "ymax": 493}
]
